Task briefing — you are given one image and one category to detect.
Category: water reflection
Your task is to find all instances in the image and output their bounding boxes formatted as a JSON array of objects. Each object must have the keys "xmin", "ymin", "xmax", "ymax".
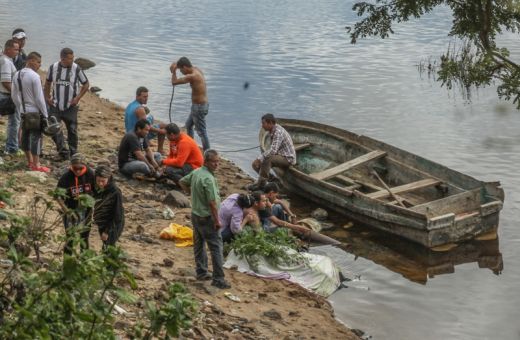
[{"xmin": 327, "ymin": 225, "xmax": 503, "ymax": 285}]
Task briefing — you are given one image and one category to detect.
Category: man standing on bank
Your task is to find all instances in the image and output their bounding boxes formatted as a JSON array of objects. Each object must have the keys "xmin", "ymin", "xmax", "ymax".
[
  {"xmin": 11, "ymin": 28, "xmax": 28, "ymax": 70},
  {"xmin": 170, "ymin": 57, "xmax": 210, "ymax": 151},
  {"xmin": 179, "ymin": 149, "xmax": 231, "ymax": 289},
  {"xmin": 11, "ymin": 52, "xmax": 50, "ymax": 172},
  {"xmin": 1, "ymin": 39, "xmax": 20, "ymax": 154},
  {"xmin": 44, "ymin": 48, "xmax": 89, "ymax": 160},
  {"xmin": 249, "ymin": 113, "xmax": 296, "ymax": 191}
]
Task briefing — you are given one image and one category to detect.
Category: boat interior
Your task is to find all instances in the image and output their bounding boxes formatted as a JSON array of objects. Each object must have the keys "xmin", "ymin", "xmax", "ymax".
[{"xmin": 287, "ymin": 129, "xmax": 493, "ymax": 218}]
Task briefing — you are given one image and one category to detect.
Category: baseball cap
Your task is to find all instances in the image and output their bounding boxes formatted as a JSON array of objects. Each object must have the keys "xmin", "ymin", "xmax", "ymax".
[{"xmin": 12, "ymin": 28, "xmax": 26, "ymax": 40}]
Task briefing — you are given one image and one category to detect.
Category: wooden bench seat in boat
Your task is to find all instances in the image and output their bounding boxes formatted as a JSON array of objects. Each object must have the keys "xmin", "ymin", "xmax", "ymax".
[
  {"xmin": 366, "ymin": 178, "xmax": 441, "ymax": 199},
  {"xmin": 311, "ymin": 150, "xmax": 387, "ymax": 181},
  {"xmin": 294, "ymin": 143, "xmax": 312, "ymax": 152}
]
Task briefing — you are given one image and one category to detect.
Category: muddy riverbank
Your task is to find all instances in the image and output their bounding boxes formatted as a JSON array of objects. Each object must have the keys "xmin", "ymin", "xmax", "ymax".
[{"xmin": 0, "ymin": 83, "xmax": 358, "ymax": 339}]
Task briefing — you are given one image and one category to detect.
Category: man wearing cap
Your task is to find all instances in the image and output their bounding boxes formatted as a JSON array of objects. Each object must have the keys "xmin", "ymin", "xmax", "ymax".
[
  {"xmin": 56, "ymin": 153, "xmax": 96, "ymax": 255},
  {"xmin": 12, "ymin": 29, "xmax": 27, "ymax": 70},
  {"xmin": 93, "ymin": 165, "xmax": 125, "ymax": 251},
  {"xmin": 124, "ymin": 86, "xmax": 167, "ymax": 154},
  {"xmin": 11, "ymin": 52, "xmax": 50, "ymax": 173},
  {"xmin": 1, "ymin": 39, "xmax": 20, "ymax": 154},
  {"xmin": 44, "ymin": 47, "xmax": 89, "ymax": 160}
]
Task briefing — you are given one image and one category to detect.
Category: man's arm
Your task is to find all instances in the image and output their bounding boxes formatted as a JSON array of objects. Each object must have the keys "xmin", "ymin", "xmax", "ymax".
[
  {"xmin": 134, "ymin": 106, "xmax": 147, "ymax": 121},
  {"xmin": 274, "ymin": 199, "xmax": 296, "ymax": 221},
  {"xmin": 32, "ymin": 75, "xmax": 48, "ymax": 117},
  {"xmin": 144, "ymin": 147, "xmax": 160, "ymax": 170},
  {"xmin": 209, "ymin": 200, "xmax": 221, "ymax": 230},
  {"xmin": 268, "ymin": 215, "xmax": 308, "ymax": 233},
  {"xmin": 70, "ymin": 80, "xmax": 89, "ymax": 106},
  {"xmin": 162, "ymin": 141, "xmax": 190, "ymax": 167},
  {"xmin": 133, "ymin": 149, "xmax": 157, "ymax": 174},
  {"xmin": 170, "ymin": 63, "xmax": 195, "ymax": 86},
  {"xmin": 179, "ymin": 172, "xmax": 192, "ymax": 194},
  {"xmin": 43, "ymin": 80, "xmax": 54, "ymax": 107},
  {"xmin": 1, "ymin": 82, "xmax": 11, "ymax": 92},
  {"xmin": 258, "ymin": 129, "xmax": 281, "ymax": 162}
]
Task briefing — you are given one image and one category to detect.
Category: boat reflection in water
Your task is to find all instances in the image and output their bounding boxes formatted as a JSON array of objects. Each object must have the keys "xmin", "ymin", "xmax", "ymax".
[{"xmin": 325, "ymin": 223, "xmax": 503, "ymax": 284}]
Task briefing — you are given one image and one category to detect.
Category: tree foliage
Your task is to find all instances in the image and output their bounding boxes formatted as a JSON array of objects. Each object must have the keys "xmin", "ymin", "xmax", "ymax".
[
  {"xmin": 0, "ymin": 185, "xmax": 197, "ymax": 339},
  {"xmin": 346, "ymin": 0, "xmax": 520, "ymax": 108}
]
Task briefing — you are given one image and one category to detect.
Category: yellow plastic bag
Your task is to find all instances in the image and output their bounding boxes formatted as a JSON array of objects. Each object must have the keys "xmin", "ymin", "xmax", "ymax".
[{"xmin": 159, "ymin": 223, "xmax": 194, "ymax": 247}]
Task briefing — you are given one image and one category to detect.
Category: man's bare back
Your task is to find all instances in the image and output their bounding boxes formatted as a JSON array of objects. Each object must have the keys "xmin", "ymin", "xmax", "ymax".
[{"xmin": 189, "ymin": 67, "xmax": 207, "ymax": 104}]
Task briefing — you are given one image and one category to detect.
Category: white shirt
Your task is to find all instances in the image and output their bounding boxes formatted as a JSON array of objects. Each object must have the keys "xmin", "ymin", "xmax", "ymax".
[
  {"xmin": 11, "ymin": 68, "xmax": 48, "ymax": 117},
  {"xmin": 0, "ymin": 54, "xmax": 16, "ymax": 93}
]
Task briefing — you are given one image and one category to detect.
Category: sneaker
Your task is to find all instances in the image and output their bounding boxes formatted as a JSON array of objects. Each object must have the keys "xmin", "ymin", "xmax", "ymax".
[
  {"xmin": 196, "ymin": 273, "xmax": 212, "ymax": 281},
  {"xmin": 211, "ymin": 280, "xmax": 231, "ymax": 289},
  {"xmin": 31, "ymin": 165, "xmax": 51, "ymax": 173}
]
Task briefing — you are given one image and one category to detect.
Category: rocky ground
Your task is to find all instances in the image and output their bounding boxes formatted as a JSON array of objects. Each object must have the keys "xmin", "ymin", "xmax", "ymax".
[{"xmin": 0, "ymin": 85, "xmax": 358, "ymax": 339}]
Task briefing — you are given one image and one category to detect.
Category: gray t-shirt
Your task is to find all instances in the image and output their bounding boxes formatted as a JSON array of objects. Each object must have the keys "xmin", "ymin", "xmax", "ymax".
[{"xmin": 0, "ymin": 55, "xmax": 16, "ymax": 93}]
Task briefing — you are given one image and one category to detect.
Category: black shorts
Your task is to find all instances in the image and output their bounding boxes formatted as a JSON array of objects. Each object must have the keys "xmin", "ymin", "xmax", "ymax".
[{"xmin": 21, "ymin": 128, "xmax": 42, "ymax": 155}]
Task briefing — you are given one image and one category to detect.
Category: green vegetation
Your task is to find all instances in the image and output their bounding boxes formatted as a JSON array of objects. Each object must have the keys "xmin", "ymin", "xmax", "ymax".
[
  {"xmin": 0, "ymin": 185, "xmax": 197, "ymax": 339},
  {"xmin": 347, "ymin": 0, "xmax": 520, "ymax": 108},
  {"xmin": 228, "ymin": 228, "xmax": 306, "ymax": 271}
]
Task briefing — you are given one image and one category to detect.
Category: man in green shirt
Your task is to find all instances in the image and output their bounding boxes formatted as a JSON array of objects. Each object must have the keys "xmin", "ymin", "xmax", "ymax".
[{"xmin": 180, "ymin": 149, "xmax": 230, "ymax": 289}]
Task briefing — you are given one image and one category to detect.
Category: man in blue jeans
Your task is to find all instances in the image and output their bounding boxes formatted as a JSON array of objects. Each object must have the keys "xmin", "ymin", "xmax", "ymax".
[
  {"xmin": 170, "ymin": 57, "xmax": 210, "ymax": 151},
  {"xmin": 180, "ymin": 149, "xmax": 230, "ymax": 289},
  {"xmin": 117, "ymin": 119, "xmax": 162, "ymax": 178},
  {"xmin": 1, "ymin": 39, "xmax": 20, "ymax": 154}
]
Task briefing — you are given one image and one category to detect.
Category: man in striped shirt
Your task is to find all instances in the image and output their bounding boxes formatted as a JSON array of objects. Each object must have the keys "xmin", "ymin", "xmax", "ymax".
[
  {"xmin": 44, "ymin": 47, "xmax": 89, "ymax": 160},
  {"xmin": 249, "ymin": 113, "xmax": 296, "ymax": 191}
]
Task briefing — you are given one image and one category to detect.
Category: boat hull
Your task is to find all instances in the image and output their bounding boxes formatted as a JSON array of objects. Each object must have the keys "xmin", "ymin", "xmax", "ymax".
[{"xmin": 261, "ymin": 119, "xmax": 504, "ymax": 248}]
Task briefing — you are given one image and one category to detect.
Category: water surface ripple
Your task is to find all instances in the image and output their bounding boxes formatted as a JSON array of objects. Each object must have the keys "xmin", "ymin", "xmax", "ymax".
[{"xmin": 1, "ymin": 1, "xmax": 519, "ymax": 339}]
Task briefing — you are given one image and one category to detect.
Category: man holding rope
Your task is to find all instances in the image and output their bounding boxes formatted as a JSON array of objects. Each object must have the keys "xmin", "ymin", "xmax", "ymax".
[{"xmin": 170, "ymin": 57, "xmax": 210, "ymax": 151}]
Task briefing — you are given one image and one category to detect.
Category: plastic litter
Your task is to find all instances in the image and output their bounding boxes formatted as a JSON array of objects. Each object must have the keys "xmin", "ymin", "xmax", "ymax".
[{"xmin": 224, "ymin": 292, "xmax": 241, "ymax": 302}]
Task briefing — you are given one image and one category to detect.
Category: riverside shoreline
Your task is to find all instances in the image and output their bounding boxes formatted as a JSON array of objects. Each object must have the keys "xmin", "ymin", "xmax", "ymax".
[{"xmin": 0, "ymin": 82, "xmax": 358, "ymax": 339}]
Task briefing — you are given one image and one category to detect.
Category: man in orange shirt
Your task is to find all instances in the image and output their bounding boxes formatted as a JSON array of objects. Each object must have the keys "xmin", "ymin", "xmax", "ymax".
[{"xmin": 161, "ymin": 123, "xmax": 203, "ymax": 183}]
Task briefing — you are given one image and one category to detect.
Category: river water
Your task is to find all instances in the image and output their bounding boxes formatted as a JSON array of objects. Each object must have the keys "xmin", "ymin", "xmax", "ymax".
[{"xmin": 1, "ymin": 1, "xmax": 519, "ymax": 339}]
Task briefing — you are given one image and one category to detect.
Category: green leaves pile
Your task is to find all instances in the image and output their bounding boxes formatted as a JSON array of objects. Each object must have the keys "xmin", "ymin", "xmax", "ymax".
[{"xmin": 228, "ymin": 228, "xmax": 306, "ymax": 271}]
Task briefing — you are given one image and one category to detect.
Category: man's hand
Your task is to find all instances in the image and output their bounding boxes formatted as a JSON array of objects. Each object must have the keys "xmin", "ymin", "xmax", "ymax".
[
  {"xmin": 101, "ymin": 232, "xmax": 108, "ymax": 241},
  {"xmin": 70, "ymin": 97, "xmax": 80, "ymax": 107},
  {"xmin": 214, "ymin": 220, "xmax": 222, "ymax": 230},
  {"xmin": 170, "ymin": 63, "xmax": 177, "ymax": 73},
  {"xmin": 252, "ymin": 159, "xmax": 261, "ymax": 170}
]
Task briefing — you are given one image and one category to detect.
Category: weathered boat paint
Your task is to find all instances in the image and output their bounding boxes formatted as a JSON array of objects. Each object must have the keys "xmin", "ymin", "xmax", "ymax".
[{"xmin": 260, "ymin": 119, "xmax": 504, "ymax": 248}]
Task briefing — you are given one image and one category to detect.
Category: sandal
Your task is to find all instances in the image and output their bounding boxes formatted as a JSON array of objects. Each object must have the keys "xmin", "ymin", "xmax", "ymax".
[{"xmin": 31, "ymin": 165, "xmax": 51, "ymax": 173}]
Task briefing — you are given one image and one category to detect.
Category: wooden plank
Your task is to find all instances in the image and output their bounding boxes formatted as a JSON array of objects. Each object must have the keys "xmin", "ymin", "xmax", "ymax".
[
  {"xmin": 311, "ymin": 150, "xmax": 387, "ymax": 181},
  {"xmin": 294, "ymin": 143, "xmax": 312, "ymax": 151},
  {"xmin": 337, "ymin": 175, "xmax": 383, "ymax": 191},
  {"xmin": 366, "ymin": 178, "xmax": 441, "ymax": 199},
  {"xmin": 411, "ymin": 189, "xmax": 481, "ymax": 217}
]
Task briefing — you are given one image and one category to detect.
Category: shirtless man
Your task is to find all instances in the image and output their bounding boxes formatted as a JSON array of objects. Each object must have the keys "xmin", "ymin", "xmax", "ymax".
[{"xmin": 170, "ymin": 57, "xmax": 210, "ymax": 151}]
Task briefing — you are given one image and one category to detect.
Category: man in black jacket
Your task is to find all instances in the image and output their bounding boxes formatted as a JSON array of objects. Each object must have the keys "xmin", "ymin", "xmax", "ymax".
[
  {"xmin": 93, "ymin": 165, "xmax": 125, "ymax": 251},
  {"xmin": 56, "ymin": 153, "xmax": 95, "ymax": 255}
]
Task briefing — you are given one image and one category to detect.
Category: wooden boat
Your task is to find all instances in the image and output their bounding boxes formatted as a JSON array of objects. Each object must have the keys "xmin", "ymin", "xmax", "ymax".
[{"xmin": 259, "ymin": 118, "xmax": 504, "ymax": 248}]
